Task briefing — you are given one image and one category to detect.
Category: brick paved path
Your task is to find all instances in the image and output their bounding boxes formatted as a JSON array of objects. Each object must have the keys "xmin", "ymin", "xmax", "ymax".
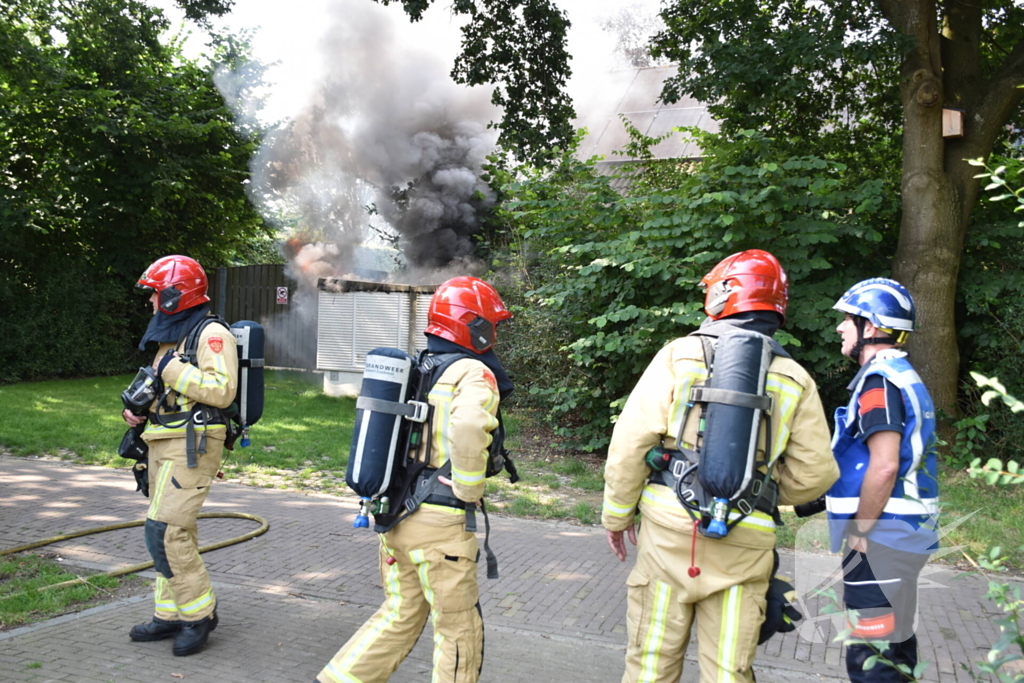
[{"xmin": 0, "ymin": 456, "xmax": 1000, "ymax": 682}]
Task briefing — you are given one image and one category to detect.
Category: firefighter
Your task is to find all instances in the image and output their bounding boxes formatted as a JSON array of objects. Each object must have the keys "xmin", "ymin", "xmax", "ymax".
[
  {"xmin": 603, "ymin": 249, "xmax": 839, "ymax": 683},
  {"xmin": 827, "ymin": 278, "xmax": 939, "ymax": 683},
  {"xmin": 125, "ymin": 255, "xmax": 238, "ymax": 656},
  {"xmin": 316, "ymin": 276, "xmax": 513, "ymax": 683}
]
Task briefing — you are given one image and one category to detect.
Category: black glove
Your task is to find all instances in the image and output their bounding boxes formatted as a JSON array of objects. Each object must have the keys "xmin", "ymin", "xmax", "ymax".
[
  {"xmin": 758, "ymin": 549, "xmax": 803, "ymax": 644},
  {"xmin": 133, "ymin": 459, "xmax": 150, "ymax": 498},
  {"xmin": 758, "ymin": 575, "xmax": 803, "ymax": 644}
]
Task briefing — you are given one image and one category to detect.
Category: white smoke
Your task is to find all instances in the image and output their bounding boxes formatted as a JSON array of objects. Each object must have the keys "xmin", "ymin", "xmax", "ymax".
[{"xmin": 214, "ymin": 0, "xmax": 500, "ymax": 282}]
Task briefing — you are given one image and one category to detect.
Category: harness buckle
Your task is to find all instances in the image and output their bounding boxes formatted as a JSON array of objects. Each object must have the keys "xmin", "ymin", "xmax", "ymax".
[
  {"xmin": 738, "ymin": 499, "xmax": 753, "ymax": 515},
  {"xmin": 671, "ymin": 459, "xmax": 689, "ymax": 478},
  {"xmin": 751, "ymin": 479, "xmax": 763, "ymax": 497},
  {"xmin": 679, "ymin": 488, "xmax": 696, "ymax": 503},
  {"xmin": 406, "ymin": 401, "xmax": 429, "ymax": 423}
]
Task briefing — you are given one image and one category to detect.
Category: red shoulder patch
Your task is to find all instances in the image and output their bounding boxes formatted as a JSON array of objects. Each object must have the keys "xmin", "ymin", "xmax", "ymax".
[
  {"xmin": 481, "ymin": 369, "xmax": 497, "ymax": 392},
  {"xmin": 858, "ymin": 387, "xmax": 886, "ymax": 415},
  {"xmin": 208, "ymin": 337, "xmax": 224, "ymax": 354}
]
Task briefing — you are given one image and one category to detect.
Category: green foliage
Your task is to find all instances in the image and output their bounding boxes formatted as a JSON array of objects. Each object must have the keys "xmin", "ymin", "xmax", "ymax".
[
  {"xmin": 948, "ymin": 412, "xmax": 990, "ymax": 470},
  {"xmin": 0, "ymin": 0, "xmax": 271, "ymax": 382},
  {"xmin": 956, "ymin": 155, "xmax": 1024, "ymax": 460},
  {"xmin": 650, "ymin": 0, "xmax": 908, "ymax": 182},
  {"xmin": 377, "ymin": 0, "xmax": 574, "ymax": 166},
  {"xmin": 496, "ymin": 127, "xmax": 895, "ymax": 449}
]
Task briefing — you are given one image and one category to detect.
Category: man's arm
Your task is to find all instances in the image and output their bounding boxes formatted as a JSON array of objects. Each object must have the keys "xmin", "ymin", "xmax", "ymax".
[{"xmin": 848, "ymin": 430, "xmax": 900, "ymax": 552}]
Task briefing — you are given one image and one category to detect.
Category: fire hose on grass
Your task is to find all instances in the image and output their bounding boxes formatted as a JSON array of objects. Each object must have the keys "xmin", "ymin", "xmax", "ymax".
[{"xmin": 0, "ymin": 512, "xmax": 269, "ymax": 596}]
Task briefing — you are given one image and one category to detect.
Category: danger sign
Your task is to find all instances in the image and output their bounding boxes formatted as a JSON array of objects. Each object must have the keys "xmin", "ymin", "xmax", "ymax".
[{"xmin": 276, "ymin": 287, "xmax": 289, "ymax": 305}]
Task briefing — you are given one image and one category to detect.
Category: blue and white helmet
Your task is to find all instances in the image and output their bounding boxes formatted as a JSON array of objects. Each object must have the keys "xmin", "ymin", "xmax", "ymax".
[{"xmin": 834, "ymin": 278, "xmax": 915, "ymax": 332}]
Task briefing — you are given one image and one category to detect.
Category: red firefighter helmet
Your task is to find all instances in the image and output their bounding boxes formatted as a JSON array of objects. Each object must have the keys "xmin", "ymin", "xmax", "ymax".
[
  {"xmin": 425, "ymin": 276, "xmax": 512, "ymax": 353},
  {"xmin": 137, "ymin": 255, "xmax": 210, "ymax": 314},
  {"xmin": 700, "ymin": 249, "xmax": 789, "ymax": 321}
]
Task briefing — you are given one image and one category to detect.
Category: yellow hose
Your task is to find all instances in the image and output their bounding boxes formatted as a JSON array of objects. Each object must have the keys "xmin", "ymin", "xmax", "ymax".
[{"xmin": 0, "ymin": 512, "xmax": 269, "ymax": 594}]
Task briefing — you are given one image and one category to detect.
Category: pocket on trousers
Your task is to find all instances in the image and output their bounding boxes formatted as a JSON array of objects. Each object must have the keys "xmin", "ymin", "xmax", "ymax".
[
  {"xmin": 422, "ymin": 537, "xmax": 480, "ymax": 613},
  {"xmin": 626, "ymin": 569, "xmax": 651, "ymax": 649},
  {"xmin": 150, "ymin": 461, "xmax": 213, "ymax": 528}
]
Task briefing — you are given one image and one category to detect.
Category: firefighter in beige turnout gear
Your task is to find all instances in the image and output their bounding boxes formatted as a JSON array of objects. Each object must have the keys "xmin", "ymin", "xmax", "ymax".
[
  {"xmin": 603, "ymin": 250, "xmax": 839, "ymax": 683},
  {"xmin": 125, "ymin": 255, "xmax": 238, "ymax": 656},
  {"xmin": 317, "ymin": 276, "xmax": 513, "ymax": 683}
]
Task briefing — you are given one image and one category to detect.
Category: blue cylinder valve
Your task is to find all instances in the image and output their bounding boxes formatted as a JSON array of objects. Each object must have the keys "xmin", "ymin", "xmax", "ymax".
[
  {"xmin": 354, "ymin": 497, "xmax": 372, "ymax": 528},
  {"xmin": 705, "ymin": 498, "xmax": 730, "ymax": 538}
]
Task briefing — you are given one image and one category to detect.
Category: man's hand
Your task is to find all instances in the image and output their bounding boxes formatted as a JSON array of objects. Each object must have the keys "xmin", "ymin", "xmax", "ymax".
[
  {"xmin": 847, "ymin": 533, "xmax": 868, "ymax": 554},
  {"xmin": 437, "ymin": 475, "xmax": 481, "ymax": 504},
  {"xmin": 122, "ymin": 409, "xmax": 146, "ymax": 427},
  {"xmin": 606, "ymin": 526, "xmax": 637, "ymax": 562}
]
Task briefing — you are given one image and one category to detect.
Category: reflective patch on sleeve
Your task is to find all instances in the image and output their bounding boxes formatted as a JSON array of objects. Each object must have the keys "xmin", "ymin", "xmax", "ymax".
[
  {"xmin": 603, "ymin": 493, "xmax": 635, "ymax": 518},
  {"xmin": 452, "ymin": 465, "xmax": 486, "ymax": 486}
]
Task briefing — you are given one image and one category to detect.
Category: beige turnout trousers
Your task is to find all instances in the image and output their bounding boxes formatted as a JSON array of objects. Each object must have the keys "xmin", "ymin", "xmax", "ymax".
[
  {"xmin": 317, "ymin": 506, "xmax": 484, "ymax": 683},
  {"xmin": 145, "ymin": 435, "xmax": 222, "ymax": 623},
  {"xmin": 623, "ymin": 515, "xmax": 773, "ymax": 683}
]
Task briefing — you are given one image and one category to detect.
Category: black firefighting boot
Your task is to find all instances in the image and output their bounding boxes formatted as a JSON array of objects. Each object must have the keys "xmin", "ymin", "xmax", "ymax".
[
  {"xmin": 172, "ymin": 611, "xmax": 218, "ymax": 656},
  {"xmin": 129, "ymin": 617, "xmax": 182, "ymax": 642}
]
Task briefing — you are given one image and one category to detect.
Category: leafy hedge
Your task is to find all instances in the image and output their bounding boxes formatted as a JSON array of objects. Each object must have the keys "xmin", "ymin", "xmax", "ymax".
[{"xmin": 493, "ymin": 128, "xmax": 897, "ymax": 450}]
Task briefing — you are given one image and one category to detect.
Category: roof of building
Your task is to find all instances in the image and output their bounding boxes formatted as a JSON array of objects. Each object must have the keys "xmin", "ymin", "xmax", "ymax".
[{"xmin": 573, "ymin": 65, "xmax": 717, "ymax": 165}]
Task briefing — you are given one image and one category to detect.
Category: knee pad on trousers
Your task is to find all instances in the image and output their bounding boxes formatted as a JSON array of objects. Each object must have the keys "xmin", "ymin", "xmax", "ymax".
[{"xmin": 145, "ymin": 519, "xmax": 173, "ymax": 578}]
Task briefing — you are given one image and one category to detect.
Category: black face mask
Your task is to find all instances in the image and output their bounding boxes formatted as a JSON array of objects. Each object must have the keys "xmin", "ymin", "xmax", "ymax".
[{"xmin": 137, "ymin": 304, "xmax": 209, "ymax": 351}]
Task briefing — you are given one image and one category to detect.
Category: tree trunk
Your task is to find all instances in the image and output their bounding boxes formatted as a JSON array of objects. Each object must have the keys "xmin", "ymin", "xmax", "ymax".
[{"xmin": 885, "ymin": 0, "xmax": 963, "ymax": 419}]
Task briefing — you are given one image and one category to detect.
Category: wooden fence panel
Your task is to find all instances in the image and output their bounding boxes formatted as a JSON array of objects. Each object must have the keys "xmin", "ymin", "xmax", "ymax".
[{"xmin": 213, "ymin": 265, "xmax": 317, "ymax": 371}]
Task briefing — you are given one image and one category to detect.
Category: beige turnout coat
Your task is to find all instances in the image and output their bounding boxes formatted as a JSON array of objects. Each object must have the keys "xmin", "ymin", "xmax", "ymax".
[{"xmin": 603, "ymin": 334, "xmax": 838, "ymax": 548}]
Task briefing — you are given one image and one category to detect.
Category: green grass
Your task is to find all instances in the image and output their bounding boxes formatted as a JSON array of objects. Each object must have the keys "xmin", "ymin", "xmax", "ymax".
[
  {"xmin": 934, "ymin": 467, "xmax": 1024, "ymax": 567},
  {"xmin": 506, "ymin": 491, "xmax": 569, "ymax": 519},
  {"xmin": 573, "ymin": 501, "xmax": 599, "ymax": 525},
  {"xmin": 0, "ymin": 554, "xmax": 125, "ymax": 629},
  {"xmin": 0, "ymin": 370, "xmax": 355, "ymax": 481}
]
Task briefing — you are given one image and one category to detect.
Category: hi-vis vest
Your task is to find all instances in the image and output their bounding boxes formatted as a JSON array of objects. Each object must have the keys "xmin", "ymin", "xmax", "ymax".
[{"xmin": 825, "ymin": 351, "xmax": 939, "ymax": 554}]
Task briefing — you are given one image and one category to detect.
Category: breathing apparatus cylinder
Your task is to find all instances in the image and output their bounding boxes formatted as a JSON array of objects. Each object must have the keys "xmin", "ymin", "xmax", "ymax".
[
  {"xmin": 122, "ymin": 366, "xmax": 163, "ymax": 416},
  {"xmin": 697, "ymin": 330, "xmax": 772, "ymax": 538},
  {"xmin": 346, "ymin": 348, "xmax": 416, "ymax": 529},
  {"xmin": 231, "ymin": 320, "xmax": 265, "ymax": 447}
]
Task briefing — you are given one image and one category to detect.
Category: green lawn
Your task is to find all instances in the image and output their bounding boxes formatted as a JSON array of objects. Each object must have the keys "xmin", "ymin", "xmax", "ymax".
[{"xmin": 0, "ymin": 370, "xmax": 355, "ymax": 477}]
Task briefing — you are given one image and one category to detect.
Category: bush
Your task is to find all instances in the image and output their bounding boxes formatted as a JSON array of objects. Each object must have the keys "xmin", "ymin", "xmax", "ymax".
[
  {"xmin": 0, "ymin": 261, "xmax": 146, "ymax": 383},
  {"xmin": 956, "ymin": 153, "xmax": 1024, "ymax": 462},
  {"xmin": 493, "ymin": 127, "xmax": 897, "ymax": 451}
]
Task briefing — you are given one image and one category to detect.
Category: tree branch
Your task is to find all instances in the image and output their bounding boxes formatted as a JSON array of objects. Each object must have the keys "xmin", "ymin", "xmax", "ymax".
[
  {"xmin": 940, "ymin": 0, "xmax": 982, "ymax": 107},
  {"xmin": 969, "ymin": 36, "xmax": 1024, "ymax": 156}
]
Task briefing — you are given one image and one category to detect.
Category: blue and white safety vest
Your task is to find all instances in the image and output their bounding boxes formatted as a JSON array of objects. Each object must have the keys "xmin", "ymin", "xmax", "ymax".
[{"xmin": 825, "ymin": 350, "xmax": 939, "ymax": 554}]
